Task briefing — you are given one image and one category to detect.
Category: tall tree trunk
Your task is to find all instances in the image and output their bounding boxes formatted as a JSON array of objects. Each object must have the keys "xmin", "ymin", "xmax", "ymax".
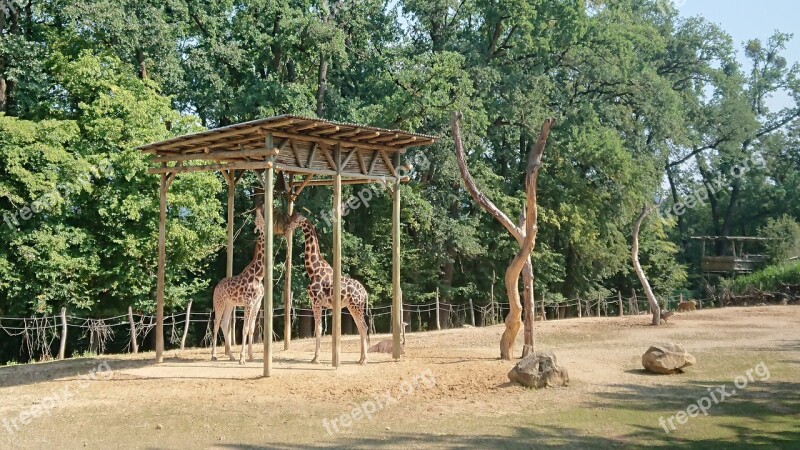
[
  {"xmin": 316, "ymin": 54, "xmax": 328, "ymax": 118},
  {"xmin": 632, "ymin": 204, "xmax": 661, "ymax": 326},
  {"xmin": 452, "ymin": 112, "xmax": 554, "ymax": 360},
  {"xmin": 521, "ymin": 257, "xmax": 534, "ymax": 357},
  {"xmin": 665, "ymin": 164, "xmax": 687, "ymax": 251}
]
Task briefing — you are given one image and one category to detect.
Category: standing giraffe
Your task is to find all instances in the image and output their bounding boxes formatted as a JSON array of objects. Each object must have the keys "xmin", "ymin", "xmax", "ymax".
[
  {"xmin": 286, "ymin": 213, "xmax": 369, "ymax": 364},
  {"xmin": 211, "ymin": 206, "xmax": 265, "ymax": 364}
]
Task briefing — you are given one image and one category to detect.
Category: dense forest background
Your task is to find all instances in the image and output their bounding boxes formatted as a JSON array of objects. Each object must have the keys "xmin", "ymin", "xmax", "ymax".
[{"xmin": 1, "ymin": 0, "xmax": 799, "ymax": 344}]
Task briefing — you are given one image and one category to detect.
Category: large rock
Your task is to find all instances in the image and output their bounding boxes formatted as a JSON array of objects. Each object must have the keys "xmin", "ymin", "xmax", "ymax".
[
  {"xmin": 508, "ymin": 351, "xmax": 569, "ymax": 388},
  {"xmin": 642, "ymin": 343, "xmax": 696, "ymax": 374}
]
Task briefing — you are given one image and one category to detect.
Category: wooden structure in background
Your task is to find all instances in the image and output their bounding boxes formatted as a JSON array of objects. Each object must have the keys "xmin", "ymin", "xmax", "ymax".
[
  {"xmin": 691, "ymin": 236, "xmax": 769, "ymax": 274},
  {"xmin": 138, "ymin": 115, "xmax": 435, "ymax": 376}
]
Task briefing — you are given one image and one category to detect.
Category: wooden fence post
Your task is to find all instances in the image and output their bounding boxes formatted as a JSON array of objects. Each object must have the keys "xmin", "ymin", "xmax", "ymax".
[
  {"xmin": 577, "ymin": 298, "xmax": 582, "ymax": 318},
  {"xmin": 435, "ymin": 288, "xmax": 441, "ymax": 331},
  {"xmin": 181, "ymin": 300, "xmax": 192, "ymax": 350},
  {"xmin": 618, "ymin": 291, "xmax": 623, "ymax": 317},
  {"xmin": 128, "ymin": 306, "xmax": 138, "ymax": 354},
  {"xmin": 596, "ymin": 294, "xmax": 601, "ymax": 317},
  {"xmin": 469, "ymin": 299, "xmax": 475, "ymax": 326},
  {"xmin": 58, "ymin": 307, "xmax": 67, "ymax": 360}
]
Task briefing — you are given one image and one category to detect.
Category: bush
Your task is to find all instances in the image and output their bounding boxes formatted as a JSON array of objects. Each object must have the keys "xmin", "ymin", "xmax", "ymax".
[
  {"xmin": 760, "ymin": 215, "xmax": 800, "ymax": 264},
  {"xmin": 730, "ymin": 261, "xmax": 800, "ymax": 294}
]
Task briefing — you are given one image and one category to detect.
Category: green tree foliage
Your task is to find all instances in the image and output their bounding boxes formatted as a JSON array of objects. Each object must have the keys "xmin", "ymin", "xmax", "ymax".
[{"xmin": 1, "ymin": 0, "xmax": 798, "ymax": 331}]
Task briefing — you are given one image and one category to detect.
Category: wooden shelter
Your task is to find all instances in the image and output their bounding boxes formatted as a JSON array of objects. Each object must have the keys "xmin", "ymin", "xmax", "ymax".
[
  {"xmin": 691, "ymin": 236, "xmax": 769, "ymax": 274},
  {"xmin": 137, "ymin": 115, "xmax": 436, "ymax": 376}
]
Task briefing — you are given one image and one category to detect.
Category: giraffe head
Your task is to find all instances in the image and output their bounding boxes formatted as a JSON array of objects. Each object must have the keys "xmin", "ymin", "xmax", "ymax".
[{"xmin": 285, "ymin": 212, "xmax": 307, "ymax": 233}]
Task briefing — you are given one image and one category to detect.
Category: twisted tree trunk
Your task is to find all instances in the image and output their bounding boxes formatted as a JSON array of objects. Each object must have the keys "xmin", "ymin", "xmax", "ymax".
[
  {"xmin": 632, "ymin": 204, "xmax": 661, "ymax": 325},
  {"xmin": 452, "ymin": 112, "xmax": 554, "ymax": 360}
]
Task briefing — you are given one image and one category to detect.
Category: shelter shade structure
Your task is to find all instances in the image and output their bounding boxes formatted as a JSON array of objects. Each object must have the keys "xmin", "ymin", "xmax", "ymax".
[{"xmin": 138, "ymin": 115, "xmax": 436, "ymax": 375}]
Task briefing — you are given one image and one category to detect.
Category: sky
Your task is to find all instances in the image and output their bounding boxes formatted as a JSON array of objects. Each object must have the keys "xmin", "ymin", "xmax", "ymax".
[{"xmin": 676, "ymin": 0, "xmax": 799, "ymax": 110}]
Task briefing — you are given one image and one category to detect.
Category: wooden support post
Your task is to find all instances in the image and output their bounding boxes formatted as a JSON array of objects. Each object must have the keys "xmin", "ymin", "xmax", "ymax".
[
  {"xmin": 577, "ymin": 298, "xmax": 582, "ymax": 318},
  {"xmin": 435, "ymin": 288, "xmax": 441, "ymax": 331},
  {"xmin": 263, "ymin": 137, "xmax": 276, "ymax": 377},
  {"xmin": 469, "ymin": 299, "xmax": 475, "ymax": 326},
  {"xmin": 332, "ymin": 145, "xmax": 342, "ymax": 367},
  {"xmin": 225, "ymin": 170, "xmax": 236, "ymax": 349},
  {"xmin": 618, "ymin": 291, "xmax": 624, "ymax": 317},
  {"xmin": 156, "ymin": 172, "xmax": 173, "ymax": 363},
  {"xmin": 284, "ymin": 196, "xmax": 294, "ymax": 350},
  {"xmin": 128, "ymin": 306, "xmax": 138, "ymax": 354},
  {"xmin": 391, "ymin": 180, "xmax": 402, "ymax": 359},
  {"xmin": 181, "ymin": 300, "xmax": 192, "ymax": 350},
  {"xmin": 58, "ymin": 307, "xmax": 67, "ymax": 359}
]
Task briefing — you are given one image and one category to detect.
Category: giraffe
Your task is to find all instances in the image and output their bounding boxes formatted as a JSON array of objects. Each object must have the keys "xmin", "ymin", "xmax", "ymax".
[
  {"xmin": 211, "ymin": 206, "xmax": 265, "ymax": 364},
  {"xmin": 286, "ymin": 213, "xmax": 370, "ymax": 364}
]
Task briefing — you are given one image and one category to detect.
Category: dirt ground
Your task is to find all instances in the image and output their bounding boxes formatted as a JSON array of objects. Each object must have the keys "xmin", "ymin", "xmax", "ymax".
[{"xmin": 1, "ymin": 306, "xmax": 799, "ymax": 449}]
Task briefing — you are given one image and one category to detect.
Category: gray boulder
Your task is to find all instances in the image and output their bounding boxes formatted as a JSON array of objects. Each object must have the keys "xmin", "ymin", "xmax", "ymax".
[
  {"xmin": 642, "ymin": 343, "xmax": 696, "ymax": 374},
  {"xmin": 508, "ymin": 351, "xmax": 569, "ymax": 388}
]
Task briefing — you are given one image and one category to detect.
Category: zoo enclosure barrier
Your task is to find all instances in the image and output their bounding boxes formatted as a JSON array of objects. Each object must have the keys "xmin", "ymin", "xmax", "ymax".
[{"xmin": 0, "ymin": 291, "xmax": 711, "ymax": 362}]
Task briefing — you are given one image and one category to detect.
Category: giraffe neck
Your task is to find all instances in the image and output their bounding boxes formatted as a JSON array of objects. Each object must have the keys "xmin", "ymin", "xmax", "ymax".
[
  {"xmin": 241, "ymin": 229, "xmax": 265, "ymax": 282},
  {"xmin": 299, "ymin": 219, "xmax": 331, "ymax": 280}
]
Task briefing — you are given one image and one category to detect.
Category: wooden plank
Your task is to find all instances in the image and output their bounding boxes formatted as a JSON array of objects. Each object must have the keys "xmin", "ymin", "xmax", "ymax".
[
  {"xmin": 332, "ymin": 150, "xmax": 342, "ymax": 368},
  {"xmin": 350, "ymin": 131, "xmax": 381, "ymax": 142},
  {"xmin": 392, "ymin": 180, "xmax": 402, "ymax": 359}
]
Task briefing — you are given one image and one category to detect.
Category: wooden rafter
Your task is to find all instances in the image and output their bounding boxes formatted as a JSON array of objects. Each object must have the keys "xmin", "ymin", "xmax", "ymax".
[
  {"xmin": 368, "ymin": 150, "xmax": 380, "ymax": 175},
  {"xmin": 380, "ymin": 151, "xmax": 396, "ymax": 177},
  {"xmin": 321, "ymin": 145, "xmax": 337, "ymax": 171},
  {"xmin": 355, "ymin": 149, "xmax": 367, "ymax": 175},
  {"xmin": 307, "ymin": 142, "xmax": 318, "ymax": 169}
]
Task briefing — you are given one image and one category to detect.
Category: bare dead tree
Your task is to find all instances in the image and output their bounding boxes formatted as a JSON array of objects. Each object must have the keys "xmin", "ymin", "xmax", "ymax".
[
  {"xmin": 452, "ymin": 111, "xmax": 555, "ymax": 360},
  {"xmin": 632, "ymin": 203, "xmax": 661, "ymax": 325}
]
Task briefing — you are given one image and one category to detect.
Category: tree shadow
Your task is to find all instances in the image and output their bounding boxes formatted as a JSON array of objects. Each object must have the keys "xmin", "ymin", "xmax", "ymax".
[{"xmin": 212, "ymin": 422, "xmax": 800, "ymax": 449}]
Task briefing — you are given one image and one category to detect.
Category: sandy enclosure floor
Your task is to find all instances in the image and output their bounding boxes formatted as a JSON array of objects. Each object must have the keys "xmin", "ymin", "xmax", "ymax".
[{"xmin": 1, "ymin": 306, "xmax": 799, "ymax": 449}]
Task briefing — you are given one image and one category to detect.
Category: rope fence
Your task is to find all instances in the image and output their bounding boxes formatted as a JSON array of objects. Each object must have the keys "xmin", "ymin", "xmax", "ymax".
[{"xmin": 0, "ymin": 291, "xmax": 718, "ymax": 363}]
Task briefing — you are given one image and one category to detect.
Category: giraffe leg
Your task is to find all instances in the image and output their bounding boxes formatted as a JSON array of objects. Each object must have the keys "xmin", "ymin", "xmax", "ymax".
[
  {"xmin": 348, "ymin": 302, "xmax": 369, "ymax": 365},
  {"xmin": 239, "ymin": 306, "xmax": 252, "ymax": 365},
  {"xmin": 211, "ymin": 298, "xmax": 224, "ymax": 361},
  {"xmin": 221, "ymin": 305, "xmax": 235, "ymax": 361},
  {"xmin": 247, "ymin": 304, "xmax": 259, "ymax": 362},
  {"xmin": 311, "ymin": 304, "xmax": 322, "ymax": 364}
]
